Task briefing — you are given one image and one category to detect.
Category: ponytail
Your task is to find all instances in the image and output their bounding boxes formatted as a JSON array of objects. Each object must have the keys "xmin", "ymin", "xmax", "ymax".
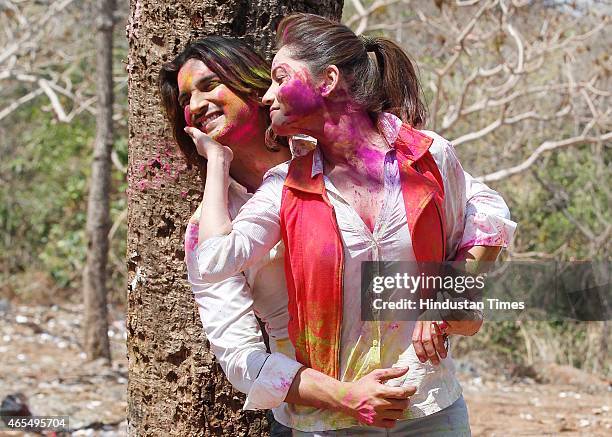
[
  {"xmin": 363, "ymin": 37, "xmax": 427, "ymax": 128},
  {"xmin": 277, "ymin": 13, "xmax": 428, "ymax": 128}
]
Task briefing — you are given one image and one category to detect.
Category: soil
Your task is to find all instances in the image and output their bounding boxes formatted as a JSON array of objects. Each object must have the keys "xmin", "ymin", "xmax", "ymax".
[{"xmin": 0, "ymin": 302, "xmax": 609, "ymax": 436}]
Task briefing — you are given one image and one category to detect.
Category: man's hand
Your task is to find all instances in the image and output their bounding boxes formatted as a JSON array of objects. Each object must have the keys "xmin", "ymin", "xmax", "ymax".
[{"xmin": 338, "ymin": 367, "xmax": 416, "ymax": 428}]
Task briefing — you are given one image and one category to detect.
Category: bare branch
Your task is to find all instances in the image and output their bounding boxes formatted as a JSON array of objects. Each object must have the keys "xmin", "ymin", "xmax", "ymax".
[
  {"xmin": 477, "ymin": 132, "xmax": 612, "ymax": 182},
  {"xmin": 111, "ymin": 149, "xmax": 127, "ymax": 174},
  {"xmin": 39, "ymin": 78, "xmax": 69, "ymax": 121},
  {"xmin": 0, "ymin": 0, "xmax": 78, "ymax": 65},
  {"xmin": 452, "ymin": 105, "xmax": 572, "ymax": 147},
  {"xmin": 0, "ymin": 88, "xmax": 43, "ymax": 121}
]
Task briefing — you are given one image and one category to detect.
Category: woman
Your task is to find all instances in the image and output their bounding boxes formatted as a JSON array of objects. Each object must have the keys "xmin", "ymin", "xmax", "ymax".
[
  {"xmin": 159, "ymin": 36, "xmax": 427, "ymax": 434},
  {"xmin": 189, "ymin": 14, "xmax": 516, "ymax": 436}
]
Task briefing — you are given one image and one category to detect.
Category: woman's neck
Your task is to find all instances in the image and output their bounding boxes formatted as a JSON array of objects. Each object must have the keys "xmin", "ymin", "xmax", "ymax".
[{"xmin": 313, "ymin": 109, "xmax": 390, "ymax": 180}]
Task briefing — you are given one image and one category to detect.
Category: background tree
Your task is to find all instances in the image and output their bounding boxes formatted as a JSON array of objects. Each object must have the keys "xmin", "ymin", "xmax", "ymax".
[
  {"xmin": 83, "ymin": 0, "xmax": 117, "ymax": 362},
  {"xmin": 125, "ymin": 1, "xmax": 344, "ymax": 435},
  {"xmin": 0, "ymin": 0, "xmax": 129, "ymax": 303}
]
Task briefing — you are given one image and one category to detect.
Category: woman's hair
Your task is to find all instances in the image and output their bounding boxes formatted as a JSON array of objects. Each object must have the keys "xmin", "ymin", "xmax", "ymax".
[
  {"xmin": 276, "ymin": 13, "xmax": 427, "ymax": 127},
  {"xmin": 159, "ymin": 36, "xmax": 287, "ymax": 170}
]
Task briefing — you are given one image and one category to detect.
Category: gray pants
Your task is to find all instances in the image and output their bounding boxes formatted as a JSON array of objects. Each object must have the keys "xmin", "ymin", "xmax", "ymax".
[{"xmin": 291, "ymin": 395, "xmax": 471, "ymax": 437}]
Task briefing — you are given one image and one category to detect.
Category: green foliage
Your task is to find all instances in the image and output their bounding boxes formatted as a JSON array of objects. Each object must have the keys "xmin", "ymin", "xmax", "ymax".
[
  {"xmin": 1, "ymin": 103, "xmax": 92, "ymax": 287},
  {"xmin": 0, "ymin": 98, "xmax": 128, "ymax": 300}
]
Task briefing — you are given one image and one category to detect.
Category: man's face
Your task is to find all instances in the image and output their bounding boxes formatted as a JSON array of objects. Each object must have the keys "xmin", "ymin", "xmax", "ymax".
[{"xmin": 177, "ymin": 59, "xmax": 260, "ymax": 146}]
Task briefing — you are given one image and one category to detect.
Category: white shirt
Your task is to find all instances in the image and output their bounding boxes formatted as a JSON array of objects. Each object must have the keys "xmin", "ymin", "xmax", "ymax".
[{"xmin": 189, "ymin": 114, "xmax": 517, "ymax": 431}]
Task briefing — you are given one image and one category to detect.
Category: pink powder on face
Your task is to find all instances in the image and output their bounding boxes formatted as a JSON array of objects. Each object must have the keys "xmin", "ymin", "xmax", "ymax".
[
  {"xmin": 184, "ymin": 105, "xmax": 193, "ymax": 127},
  {"xmin": 278, "ymin": 72, "xmax": 322, "ymax": 117}
]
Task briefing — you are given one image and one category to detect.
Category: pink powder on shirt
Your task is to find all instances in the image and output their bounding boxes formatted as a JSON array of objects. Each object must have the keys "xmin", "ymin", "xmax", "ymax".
[{"xmin": 185, "ymin": 223, "xmax": 199, "ymax": 253}]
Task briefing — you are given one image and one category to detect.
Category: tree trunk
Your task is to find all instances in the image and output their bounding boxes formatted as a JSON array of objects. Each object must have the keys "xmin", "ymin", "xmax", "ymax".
[
  {"xmin": 83, "ymin": 0, "xmax": 116, "ymax": 362},
  {"xmin": 126, "ymin": 1, "xmax": 343, "ymax": 436}
]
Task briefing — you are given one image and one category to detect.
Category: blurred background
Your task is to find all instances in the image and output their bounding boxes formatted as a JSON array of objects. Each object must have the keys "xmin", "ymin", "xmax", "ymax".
[{"xmin": 0, "ymin": 0, "xmax": 610, "ymax": 435}]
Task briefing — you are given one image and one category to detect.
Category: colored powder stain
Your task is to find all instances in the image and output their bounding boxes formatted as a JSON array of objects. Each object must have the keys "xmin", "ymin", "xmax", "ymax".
[
  {"xmin": 180, "ymin": 190, "xmax": 188, "ymax": 199},
  {"xmin": 357, "ymin": 147, "xmax": 384, "ymax": 177},
  {"xmin": 184, "ymin": 105, "xmax": 193, "ymax": 127},
  {"xmin": 185, "ymin": 223, "xmax": 199, "ymax": 253},
  {"xmin": 278, "ymin": 71, "xmax": 322, "ymax": 117},
  {"xmin": 136, "ymin": 180, "xmax": 149, "ymax": 191},
  {"xmin": 358, "ymin": 407, "xmax": 376, "ymax": 425},
  {"xmin": 341, "ymin": 391, "xmax": 376, "ymax": 425},
  {"xmin": 278, "ymin": 376, "xmax": 293, "ymax": 391}
]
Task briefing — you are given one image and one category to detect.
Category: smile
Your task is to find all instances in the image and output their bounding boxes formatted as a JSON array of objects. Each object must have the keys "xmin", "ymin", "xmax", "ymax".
[{"xmin": 195, "ymin": 111, "xmax": 223, "ymax": 131}]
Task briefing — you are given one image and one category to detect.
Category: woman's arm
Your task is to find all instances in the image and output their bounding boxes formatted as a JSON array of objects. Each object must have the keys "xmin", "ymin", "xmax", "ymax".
[
  {"xmin": 445, "ymin": 168, "xmax": 517, "ymax": 336},
  {"xmin": 184, "ymin": 127, "xmax": 283, "ymax": 282},
  {"xmin": 413, "ymin": 137, "xmax": 517, "ymax": 363}
]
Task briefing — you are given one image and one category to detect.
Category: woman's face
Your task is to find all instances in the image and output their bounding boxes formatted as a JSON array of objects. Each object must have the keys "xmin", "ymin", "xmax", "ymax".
[
  {"xmin": 262, "ymin": 46, "xmax": 325, "ymax": 137},
  {"xmin": 177, "ymin": 59, "xmax": 260, "ymax": 146}
]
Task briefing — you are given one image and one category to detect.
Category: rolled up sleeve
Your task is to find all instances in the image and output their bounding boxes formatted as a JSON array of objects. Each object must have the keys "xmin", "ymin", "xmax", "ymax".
[
  {"xmin": 243, "ymin": 352, "xmax": 304, "ymax": 410},
  {"xmin": 427, "ymin": 136, "xmax": 517, "ymax": 259},
  {"xmin": 459, "ymin": 173, "xmax": 517, "ymax": 251}
]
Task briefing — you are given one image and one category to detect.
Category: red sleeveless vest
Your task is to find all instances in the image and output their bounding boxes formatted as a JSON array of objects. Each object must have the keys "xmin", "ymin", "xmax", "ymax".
[{"xmin": 279, "ymin": 124, "xmax": 446, "ymax": 378}]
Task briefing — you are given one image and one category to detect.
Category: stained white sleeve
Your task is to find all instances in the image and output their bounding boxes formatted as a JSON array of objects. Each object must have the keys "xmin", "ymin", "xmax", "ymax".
[
  {"xmin": 429, "ymin": 139, "xmax": 516, "ymax": 260},
  {"xmin": 186, "ymin": 222, "xmax": 303, "ymax": 408},
  {"xmin": 459, "ymin": 172, "xmax": 517, "ymax": 251},
  {"xmin": 195, "ymin": 167, "xmax": 286, "ymax": 282}
]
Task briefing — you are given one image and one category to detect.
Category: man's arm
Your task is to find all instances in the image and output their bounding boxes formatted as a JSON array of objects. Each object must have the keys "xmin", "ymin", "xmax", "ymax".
[{"xmin": 187, "ymin": 223, "xmax": 413, "ymax": 427}]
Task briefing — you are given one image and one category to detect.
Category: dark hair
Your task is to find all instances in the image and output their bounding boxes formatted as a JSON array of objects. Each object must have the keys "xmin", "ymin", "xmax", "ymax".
[
  {"xmin": 276, "ymin": 13, "xmax": 427, "ymax": 127},
  {"xmin": 159, "ymin": 36, "xmax": 287, "ymax": 170}
]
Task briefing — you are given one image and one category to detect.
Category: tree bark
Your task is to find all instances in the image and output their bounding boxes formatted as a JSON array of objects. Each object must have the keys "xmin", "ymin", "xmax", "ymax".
[
  {"xmin": 126, "ymin": 1, "xmax": 343, "ymax": 436},
  {"xmin": 83, "ymin": 0, "xmax": 116, "ymax": 362}
]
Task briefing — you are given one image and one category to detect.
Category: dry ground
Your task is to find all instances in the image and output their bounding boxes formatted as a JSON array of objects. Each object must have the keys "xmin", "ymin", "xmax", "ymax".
[{"xmin": 0, "ymin": 303, "xmax": 609, "ymax": 436}]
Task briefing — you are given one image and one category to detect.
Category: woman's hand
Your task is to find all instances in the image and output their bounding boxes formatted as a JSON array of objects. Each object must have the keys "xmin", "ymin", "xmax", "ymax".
[
  {"xmin": 184, "ymin": 126, "xmax": 233, "ymax": 161},
  {"xmin": 338, "ymin": 367, "xmax": 416, "ymax": 428},
  {"xmin": 412, "ymin": 320, "xmax": 447, "ymax": 365},
  {"xmin": 184, "ymin": 126, "xmax": 234, "ymax": 242}
]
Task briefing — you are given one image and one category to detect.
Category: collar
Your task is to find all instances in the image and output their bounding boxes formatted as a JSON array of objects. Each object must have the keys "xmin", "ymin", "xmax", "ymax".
[{"xmin": 310, "ymin": 112, "xmax": 433, "ymax": 177}]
